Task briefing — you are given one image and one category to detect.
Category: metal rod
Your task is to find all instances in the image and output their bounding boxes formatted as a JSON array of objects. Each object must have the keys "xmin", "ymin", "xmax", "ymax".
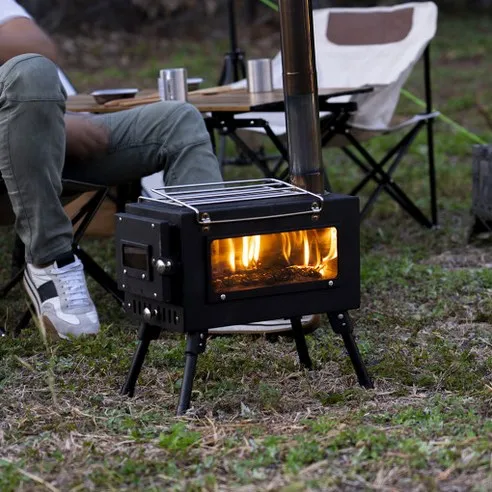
[
  {"xmin": 327, "ymin": 312, "xmax": 373, "ymax": 389},
  {"xmin": 279, "ymin": 0, "xmax": 324, "ymax": 194},
  {"xmin": 340, "ymin": 331, "xmax": 373, "ymax": 389},
  {"xmin": 228, "ymin": 0, "xmax": 238, "ymax": 58},
  {"xmin": 14, "ymin": 306, "xmax": 33, "ymax": 338},
  {"xmin": 76, "ymin": 246, "xmax": 123, "ymax": 304},
  {"xmin": 424, "ymin": 46, "xmax": 438, "ymax": 226},
  {"xmin": 121, "ymin": 323, "xmax": 161, "ymax": 397},
  {"xmin": 121, "ymin": 337, "xmax": 151, "ymax": 397},
  {"xmin": 177, "ymin": 354, "xmax": 198, "ymax": 415},
  {"xmin": 0, "ymin": 265, "xmax": 24, "ymax": 299},
  {"xmin": 290, "ymin": 316, "xmax": 313, "ymax": 369},
  {"xmin": 177, "ymin": 332, "xmax": 207, "ymax": 415}
]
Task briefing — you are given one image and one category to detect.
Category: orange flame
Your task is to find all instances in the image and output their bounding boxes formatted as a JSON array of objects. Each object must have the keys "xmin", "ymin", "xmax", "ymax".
[{"xmin": 212, "ymin": 227, "xmax": 338, "ymax": 289}]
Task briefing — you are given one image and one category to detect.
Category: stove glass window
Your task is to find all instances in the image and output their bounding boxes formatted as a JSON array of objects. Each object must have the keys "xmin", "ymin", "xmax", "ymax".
[{"xmin": 210, "ymin": 227, "xmax": 338, "ymax": 293}]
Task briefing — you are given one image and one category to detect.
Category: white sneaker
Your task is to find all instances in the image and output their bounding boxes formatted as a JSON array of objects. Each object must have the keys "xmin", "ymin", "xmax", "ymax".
[{"xmin": 23, "ymin": 252, "xmax": 100, "ymax": 339}]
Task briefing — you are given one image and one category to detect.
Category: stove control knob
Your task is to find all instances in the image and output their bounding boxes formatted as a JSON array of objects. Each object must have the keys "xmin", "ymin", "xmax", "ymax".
[
  {"xmin": 155, "ymin": 258, "xmax": 173, "ymax": 275},
  {"xmin": 143, "ymin": 307, "xmax": 152, "ymax": 322}
]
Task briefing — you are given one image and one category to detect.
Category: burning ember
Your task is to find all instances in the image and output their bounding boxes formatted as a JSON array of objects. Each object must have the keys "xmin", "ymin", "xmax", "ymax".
[{"xmin": 211, "ymin": 227, "xmax": 338, "ymax": 292}]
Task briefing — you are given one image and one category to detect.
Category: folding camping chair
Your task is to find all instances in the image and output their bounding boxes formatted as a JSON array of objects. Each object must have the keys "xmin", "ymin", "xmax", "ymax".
[
  {"xmin": 0, "ymin": 178, "xmax": 123, "ymax": 337},
  {"xmin": 0, "ymin": 70, "xmax": 127, "ymax": 337},
  {"xmin": 231, "ymin": 2, "xmax": 439, "ymax": 228}
]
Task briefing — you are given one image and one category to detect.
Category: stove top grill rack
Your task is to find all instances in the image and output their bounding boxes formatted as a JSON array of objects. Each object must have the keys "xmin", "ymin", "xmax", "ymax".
[{"xmin": 138, "ymin": 178, "xmax": 325, "ymax": 225}]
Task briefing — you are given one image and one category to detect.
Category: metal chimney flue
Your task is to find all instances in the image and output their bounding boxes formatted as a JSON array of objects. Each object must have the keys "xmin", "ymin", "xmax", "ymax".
[{"xmin": 279, "ymin": 0, "xmax": 324, "ymax": 194}]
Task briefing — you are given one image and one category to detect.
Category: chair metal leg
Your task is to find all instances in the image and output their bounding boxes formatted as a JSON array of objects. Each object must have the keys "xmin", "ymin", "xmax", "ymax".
[
  {"xmin": 11, "ymin": 234, "xmax": 25, "ymax": 277},
  {"xmin": 2, "ymin": 183, "xmax": 120, "ymax": 339},
  {"xmin": 226, "ymin": 131, "xmax": 274, "ymax": 178},
  {"xmin": 0, "ymin": 266, "xmax": 24, "ymax": 299},
  {"xmin": 424, "ymin": 45, "xmax": 438, "ymax": 227},
  {"xmin": 14, "ymin": 306, "xmax": 33, "ymax": 338},
  {"xmin": 343, "ymin": 128, "xmax": 434, "ymax": 228},
  {"xmin": 426, "ymin": 118, "xmax": 438, "ymax": 226},
  {"xmin": 76, "ymin": 246, "xmax": 123, "ymax": 305}
]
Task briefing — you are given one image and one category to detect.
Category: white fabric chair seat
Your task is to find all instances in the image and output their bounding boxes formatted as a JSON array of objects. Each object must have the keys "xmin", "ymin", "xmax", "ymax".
[{"xmin": 230, "ymin": 2, "xmax": 437, "ymax": 143}]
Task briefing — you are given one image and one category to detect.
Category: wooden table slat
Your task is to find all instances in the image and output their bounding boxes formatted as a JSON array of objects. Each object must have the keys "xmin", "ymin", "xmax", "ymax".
[{"xmin": 66, "ymin": 87, "xmax": 373, "ymax": 114}]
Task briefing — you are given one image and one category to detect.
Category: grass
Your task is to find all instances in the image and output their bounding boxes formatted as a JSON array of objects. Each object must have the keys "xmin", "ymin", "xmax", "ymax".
[{"xmin": 1, "ymin": 12, "xmax": 492, "ymax": 491}]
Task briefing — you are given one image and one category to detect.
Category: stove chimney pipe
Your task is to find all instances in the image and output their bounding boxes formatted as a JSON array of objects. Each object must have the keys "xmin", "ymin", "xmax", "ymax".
[{"xmin": 278, "ymin": 0, "xmax": 324, "ymax": 194}]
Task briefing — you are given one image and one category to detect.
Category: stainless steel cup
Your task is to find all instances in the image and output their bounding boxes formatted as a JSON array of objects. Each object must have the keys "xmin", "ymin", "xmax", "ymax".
[
  {"xmin": 159, "ymin": 68, "xmax": 188, "ymax": 101},
  {"xmin": 247, "ymin": 59, "xmax": 273, "ymax": 93},
  {"xmin": 158, "ymin": 77, "xmax": 166, "ymax": 101}
]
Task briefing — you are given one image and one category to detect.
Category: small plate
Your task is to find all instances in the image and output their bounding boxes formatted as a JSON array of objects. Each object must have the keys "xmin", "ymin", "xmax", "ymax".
[
  {"xmin": 187, "ymin": 78, "xmax": 204, "ymax": 92},
  {"xmin": 91, "ymin": 88, "xmax": 139, "ymax": 104}
]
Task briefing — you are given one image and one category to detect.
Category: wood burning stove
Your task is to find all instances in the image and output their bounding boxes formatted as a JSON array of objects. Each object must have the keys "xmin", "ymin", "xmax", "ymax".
[
  {"xmin": 117, "ymin": 180, "xmax": 359, "ymax": 327},
  {"xmin": 118, "ymin": 0, "xmax": 373, "ymax": 414},
  {"xmin": 117, "ymin": 180, "xmax": 372, "ymax": 413}
]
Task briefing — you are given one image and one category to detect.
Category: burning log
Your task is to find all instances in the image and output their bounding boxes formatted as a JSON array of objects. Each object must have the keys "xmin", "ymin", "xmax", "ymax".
[{"xmin": 213, "ymin": 265, "xmax": 326, "ymax": 292}]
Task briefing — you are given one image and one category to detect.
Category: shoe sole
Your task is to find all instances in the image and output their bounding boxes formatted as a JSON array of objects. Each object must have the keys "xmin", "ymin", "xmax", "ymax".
[
  {"xmin": 23, "ymin": 272, "xmax": 69, "ymax": 341},
  {"xmin": 208, "ymin": 314, "xmax": 321, "ymax": 335}
]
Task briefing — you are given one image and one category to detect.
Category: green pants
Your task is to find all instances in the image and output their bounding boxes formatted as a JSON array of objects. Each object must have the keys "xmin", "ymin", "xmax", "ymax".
[{"xmin": 0, "ymin": 54, "xmax": 222, "ymax": 265}]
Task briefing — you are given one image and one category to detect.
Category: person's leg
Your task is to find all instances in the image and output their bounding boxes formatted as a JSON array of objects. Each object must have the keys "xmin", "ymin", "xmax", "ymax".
[
  {"xmin": 0, "ymin": 54, "xmax": 72, "ymax": 265},
  {"xmin": 0, "ymin": 54, "xmax": 98, "ymax": 338},
  {"xmin": 62, "ymin": 101, "xmax": 222, "ymax": 187}
]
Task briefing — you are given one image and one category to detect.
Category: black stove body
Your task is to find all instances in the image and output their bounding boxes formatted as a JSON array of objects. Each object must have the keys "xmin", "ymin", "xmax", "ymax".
[
  {"xmin": 116, "ymin": 180, "xmax": 372, "ymax": 414},
  {"xmin": 117, "ymin": 184, "xmax": 359, "ymax": 332}
]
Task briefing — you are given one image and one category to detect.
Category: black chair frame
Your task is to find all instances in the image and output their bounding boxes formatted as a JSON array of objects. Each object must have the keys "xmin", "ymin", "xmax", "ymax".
[
  {"xmin": 0, "ymin": 181, "xmax": 123, "ymax": 338},
  {"xmin": 213, "ymin": 46, "xmax": 437, "ymax": 228},
  {"xmin": 319, "ymin": 46, "xmax": 438, "ymax": 228}
]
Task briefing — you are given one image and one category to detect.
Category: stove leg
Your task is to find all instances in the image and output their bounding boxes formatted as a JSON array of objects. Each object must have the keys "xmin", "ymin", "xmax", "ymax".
[
  {"xmin": 290, "ymin": 316, "xmax": 313, "ymax": 369},
  {"xmin": 327, "ymin": 311, "xmax": 374, "ymax": 389},
  {"xmin": 177, "ymin": 332, "xmax": 208, "ymax": 416},
  {"xmin": 121, "ymin": 323, "xmax": 162, "ymax": 397}
]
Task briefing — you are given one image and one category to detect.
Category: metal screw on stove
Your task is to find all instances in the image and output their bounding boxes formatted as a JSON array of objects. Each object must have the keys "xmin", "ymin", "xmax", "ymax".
[
  {"xmin": 122, "ymin": 284, "xmax": 126, "ymax": 289},
  {"xmin": 338, "ymin": 313, "xmax": 344, "ymax": 320},
  {"xmin": 123, "ymin": 269, "xmax": 127, "ymax": 274},
  {"xmin": 328, "ymin": 281, "xmax": 334, "ymax": 287},
  {"xmin": 153, "ymin": 293, "xmax": 157, "ymax": 298},
  {"xmin": 311, "ymin": 202, "xmax": 321, "ymax": 212},
  {"xmin": 143, "ymin": 307, "xmax": 152, "ymax": 321},
  {"xmin": 151, "ymin": 223, "xmax": 155, "ymax": 228},
  {"xmin": 127, "ymin": 302, "xmax": 131, "ymax": 308},
  {"xmin": 200, "ymin": 212, "xmax": 211, "ymax": 224},
  {"xmin": 141, "ymin": 273, "xmax": 146, "ymax": 280},
  {"xmin": 175, "ymin": 315, "xmax": 180, "ymax": 323},
  {"xmin": 312, "ymin": 215, "xmax": 319, "ymax": 222},
  {"xmin": 118, "ymin": 217, "xmax": 122, "ymax": 221},
  {"xmin": 220, "ymin": 294, "xmax": 226, "ymax": 301}
]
